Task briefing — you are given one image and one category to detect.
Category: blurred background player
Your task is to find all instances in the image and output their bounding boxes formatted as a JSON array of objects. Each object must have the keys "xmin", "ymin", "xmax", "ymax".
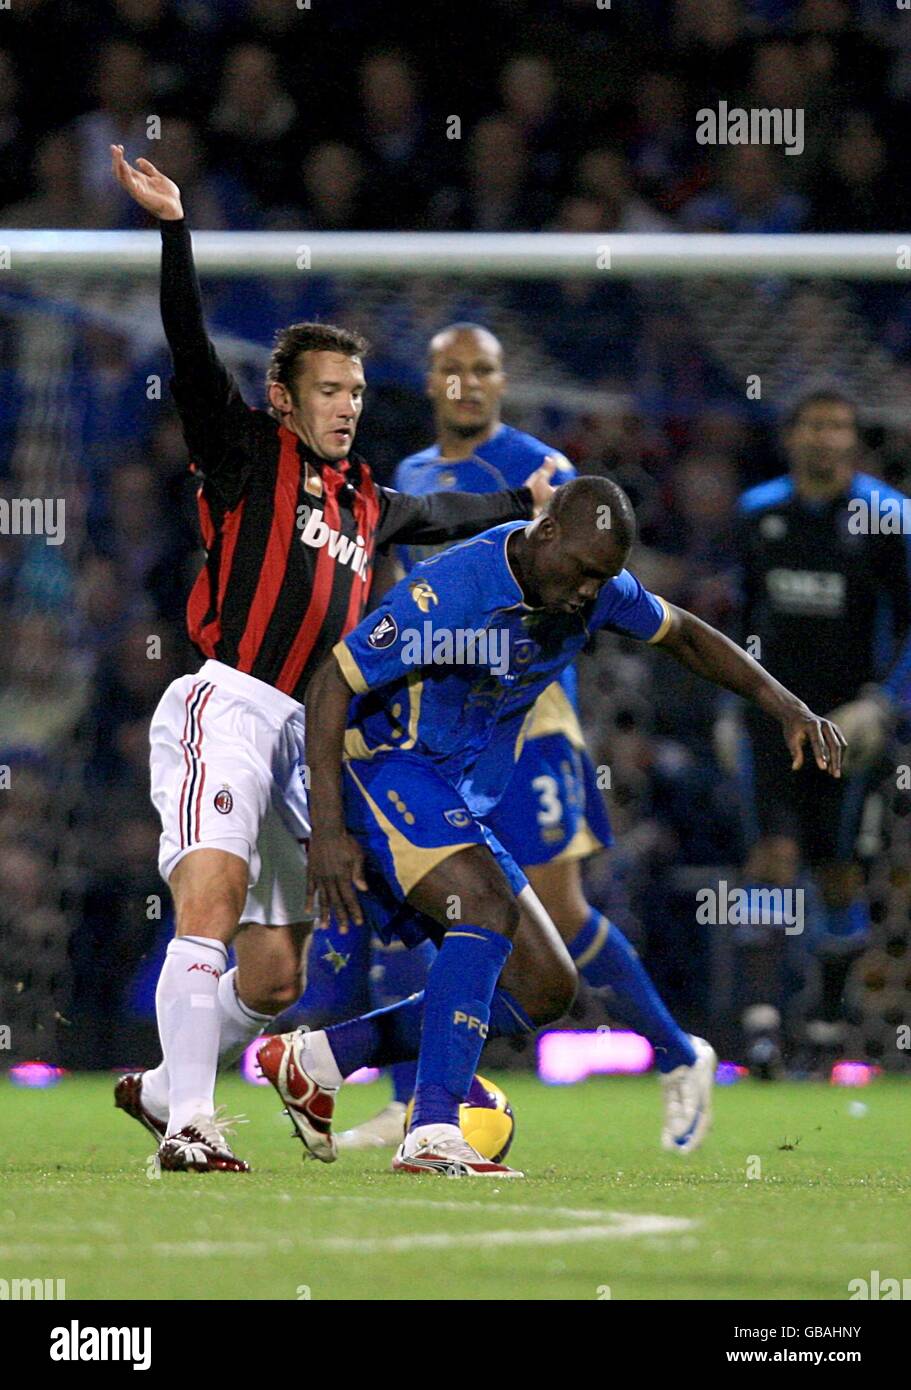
[
  {"xmin": 718, "ymin": 391, "xmax": 911, "ymax": 1073},
  {"xmin": 324, "ymin": 324, "xmax": 717, "ymax": 1155}
]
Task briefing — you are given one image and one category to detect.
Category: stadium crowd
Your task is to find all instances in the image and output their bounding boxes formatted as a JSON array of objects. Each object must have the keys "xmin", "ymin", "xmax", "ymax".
[
  {"xmin": 3, "ymin": 0, "xmax": 911, "ymax": 238},
  {"xmin": 2, "ymin": 0, "xmax": 911, "ymax": 1072}
]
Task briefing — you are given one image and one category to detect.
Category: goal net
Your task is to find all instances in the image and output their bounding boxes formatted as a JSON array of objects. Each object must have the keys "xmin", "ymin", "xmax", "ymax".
[{"xmin": 1, "ymin": 230, "xmax": 909, "ymax": 1071}]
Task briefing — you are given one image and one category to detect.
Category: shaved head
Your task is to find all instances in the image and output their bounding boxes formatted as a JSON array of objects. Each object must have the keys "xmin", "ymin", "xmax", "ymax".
[
  {"xmin": 428, "ymin": 322, "xmax": 503, "ymax": 366},
  {"xmin": 508, "ymin": 475, "xmax": 636, "ymax": 613},
  {"xmin": 546, "ymin": 475, "xmax": 636, "ymax": 553},
  {"xmin": 426, "ymin": 323, "xmax": 507, "ymax": 447}
]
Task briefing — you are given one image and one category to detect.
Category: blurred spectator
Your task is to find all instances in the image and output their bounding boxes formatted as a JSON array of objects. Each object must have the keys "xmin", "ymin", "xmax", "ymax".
[
  {"xmin": 0, "ymin": 613, "xmax": 90, "ymax": 756},
  {"xmin": 658, "ymin": 451, "xmax": 740, "ymax": 625},
  {"xmin": 628, "ymin": 72, "xmax": 707, "ymax": 214},
  {"xmin": 1, "ymin": 129, "xmax": 106, "ymax": 228},
  {"xmin": 810, "ymin": 113, "xmax": 899, "ymax": 232},
  {"xmin": 210, "ymin": 43, "xmax": 296, "ymax": 209},
  {"xmin": 430, "ymin": 116, "xmax": 540, "ymax": 230},
  {"xmin": 356, "ymin": 50, "xmax": 436, "ymax": 228},
  {"xmin": 498, "ymin": 53, "xmax": 565, "ymax": 192},
  {"xmin": 0, "ymin": 51, "xmax": 32, "ymax": 211},
  {"xmin": 121, "ymin": 118, "xmax": 251, "ymax": 229},
  {"xmin": 572, "ymin": 148, "xmax": 668, "ymax": 231},
  {"xmin": 681, "ymin": 145, "xmax": 809, "ymax": 233},
  {"xmin": 70, "ymin": 41, "xmax": 153, "ymax": 217},
  {"xmin": 289, "ymin": 142, "xmax": 369, "ymax": 231}
]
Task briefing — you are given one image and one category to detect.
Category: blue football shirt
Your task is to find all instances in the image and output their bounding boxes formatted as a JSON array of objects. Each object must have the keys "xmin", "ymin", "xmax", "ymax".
[{"xmin": 335, "ymin": 521, "xmax": 671, "ymax": 818}]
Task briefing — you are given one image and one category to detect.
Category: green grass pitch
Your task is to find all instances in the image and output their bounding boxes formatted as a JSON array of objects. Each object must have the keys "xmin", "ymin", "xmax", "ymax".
[{"xmin": 1, "ymin": 1071, "xmax": 908, "ymax": 1301}]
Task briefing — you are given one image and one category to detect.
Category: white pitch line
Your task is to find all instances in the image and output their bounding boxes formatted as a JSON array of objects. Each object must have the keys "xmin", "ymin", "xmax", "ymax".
[
  {"xmin": 315, "ymin": 1212, "xmax": 695, "ymax": 1254},
  {"xmin": 299, "ymin": 1195, "xmax": 620, "ymax": 1221},
  {"xmin": 0, "ymin": 1210, "xmax": 697, "ymax": 1260}
]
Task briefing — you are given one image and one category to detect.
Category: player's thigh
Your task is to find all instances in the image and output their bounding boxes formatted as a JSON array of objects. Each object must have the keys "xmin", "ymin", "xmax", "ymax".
[
  {"xmin": 408, "ymin": 847, "xmax": 576, "ymax": 1023},
  {"xmin": 498, "ymin": 883, "xmax": 577, "ymax": 1022},
  {"xmin": 151, "ymin": 674, "xmax": 275, "ymax": 932},
  {"xmin": 407, "ymin": 843, "xmax": 521, "ymax": 938},
  {"xmin": 525, "ymin": 856, "xmax": 591, "ymax": 942},
  {"xmin": 233, "ymin": 920, "xmax": 314, "ymax": 1013},
  {"xmin": 169, "ymin": 847, "xmax": 250, "ymax": 943}
]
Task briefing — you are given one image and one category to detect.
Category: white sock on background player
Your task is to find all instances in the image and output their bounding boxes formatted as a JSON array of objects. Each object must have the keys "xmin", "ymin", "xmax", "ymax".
[
  {"xmin": 142, "ymin": 965, "xmax": 273, "ymax": 1122},
  {"xmin": 155, "ymin": 935, "xmax": 227, "ymax": 1135}
]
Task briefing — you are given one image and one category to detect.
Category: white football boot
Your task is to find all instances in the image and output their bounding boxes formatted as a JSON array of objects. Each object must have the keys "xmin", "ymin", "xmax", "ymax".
[
  {"xmin": 336, "ymin": 1100, "xmax": 408, "ymax": 1151},
  {"xmin": 392, "ymin": 1123, "xmax": 524, "ymax": 1177},
  {"xmin": 660, "ymin": 1036, "xmax": 717, "ymax": 1153}
]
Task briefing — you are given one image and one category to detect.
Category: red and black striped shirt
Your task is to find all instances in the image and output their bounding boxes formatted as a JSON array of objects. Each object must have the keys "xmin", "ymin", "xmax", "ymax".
[{"xmin": 160, "ymin": 219, "xmax": 534, "ymax": 702}]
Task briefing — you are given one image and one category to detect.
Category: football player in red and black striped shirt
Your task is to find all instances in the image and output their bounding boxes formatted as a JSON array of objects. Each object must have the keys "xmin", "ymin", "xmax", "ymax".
[{"xmin": 109, "ymin": 145, "xmax": 558, "ymax": 1171}]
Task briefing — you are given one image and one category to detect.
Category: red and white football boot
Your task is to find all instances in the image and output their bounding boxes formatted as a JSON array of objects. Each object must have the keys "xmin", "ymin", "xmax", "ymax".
[
  {"xmin": 114, "ymin": 1071, "xmax": 167, "ymax": 1142},
  {"xmin": 257, "ymin": 1031, "xmax": 338, "ymax": 1163},
  {"xmin": 157, "ymin": 1109, "xmax": 250, "ymax": 1173},
  {"xmin": 392, "ymin": 1124, "xmax": 524, "ymax": 1177}
]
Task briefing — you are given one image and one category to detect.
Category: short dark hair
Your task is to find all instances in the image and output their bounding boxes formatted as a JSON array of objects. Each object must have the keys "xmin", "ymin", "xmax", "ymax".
[
  {"xmin": 266, "ymin": 321, "xmax": 369, "ymax": 401},
  {"xmin": 549, "ymin": 475, "xmax": 637, "ymax": 552},
  {"xmin": 785, "ymin": 389, "xmax": 858, "ymax": 431}
]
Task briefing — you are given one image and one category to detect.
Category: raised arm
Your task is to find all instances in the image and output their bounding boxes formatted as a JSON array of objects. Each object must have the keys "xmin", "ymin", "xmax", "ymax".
[
  {"xmin": 656, "ymin": 602, "xmax": 846, "ymax": 776},
  {"xmin": 111, "ymin": 144, "xmax": 252, "ymax": 487}
]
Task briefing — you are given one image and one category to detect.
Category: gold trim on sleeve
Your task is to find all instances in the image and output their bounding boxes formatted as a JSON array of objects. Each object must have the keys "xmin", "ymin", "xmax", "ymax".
[{"xmin": 333, "ymin": 641, "xmax": 368, "ymax": 693}]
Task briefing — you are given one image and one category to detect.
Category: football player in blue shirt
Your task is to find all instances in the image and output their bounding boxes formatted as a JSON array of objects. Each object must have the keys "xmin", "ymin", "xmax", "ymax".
[
  {"xmin": 329, "ymin": 322, "xmax": 720, "ymax": 1154},
  {"xmin": 721, "ymin": 390, "xmax": 911, "ymax": 1070},
  {"xmin": 259, "ymin": 476, "xmax": 845, "ymax": 1176}
]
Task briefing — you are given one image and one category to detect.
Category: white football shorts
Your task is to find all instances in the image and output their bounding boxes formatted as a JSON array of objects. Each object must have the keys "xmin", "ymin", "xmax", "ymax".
[{"xmin": 149, "ymin": 659, "xmax": 312, "ymax": 926}]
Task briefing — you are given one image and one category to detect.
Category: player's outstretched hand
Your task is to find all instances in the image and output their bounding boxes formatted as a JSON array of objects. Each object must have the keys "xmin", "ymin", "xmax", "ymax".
[
  {"xmin": 826, "ymin": 691, "xmax": 891, "ymax": 774},
  {"xmin": 305, "ymin": 830, "xmax": 368, "ymax": 931},
  {"xmin": 111, "ymin": 144, "xmax": 184, "ymax": 221},
  {"xmin": 781, "ymin": 705, "xmax": 847, "ymax": 778},
  {"xmin": 523, "ymin": 456, "xmax": 561, "ymax": 514}
]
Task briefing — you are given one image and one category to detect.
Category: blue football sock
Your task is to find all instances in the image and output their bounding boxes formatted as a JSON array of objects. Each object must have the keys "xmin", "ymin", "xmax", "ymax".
[
  {"xmin": 489, "ymin": 986, "xmax": 535, "ymax": 1038},
  {"xmin": 390, "ymin": 1062, "xmax": 417, "ymax": 1104},
  {"xmin": 325, "ymin": 992, "xmax": 424, "ymax": 1078},
  {"xmin": 568, "ymin": 908, "xmax": 696, "ymax": 1073},
  {"xmin": 370, "ymin": 936, "xmax": 436, "ymax": 1009},
  {"xmin": 324, "ymin": 978, "xmax": 531, "ymax": 1081},
  {"xmin": 369, "ymin": 937, "xmax": 435, "ymax": 1107},
  {"xmin": 411, "ymin": 926, "xmax": 513, "ymax": 1132}
]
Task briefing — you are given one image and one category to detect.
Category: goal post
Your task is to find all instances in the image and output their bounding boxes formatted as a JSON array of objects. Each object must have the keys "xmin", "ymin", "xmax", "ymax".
[{"xmin": 3, "ymin": 229, "xmax": 911, "ymax": 278}]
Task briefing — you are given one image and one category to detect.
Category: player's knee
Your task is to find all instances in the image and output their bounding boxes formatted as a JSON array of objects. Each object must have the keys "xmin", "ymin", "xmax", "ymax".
[
  {"xmin": 524, "ymin": 953, "xmax": 577, "ymax": 1026},
  {"xmin": 487, "ymin": 892, "xmax": 521, "ymax": 939},
  {"xmin": 242, "ymin": 976, "xmax": 301, "ymax": 1015}
]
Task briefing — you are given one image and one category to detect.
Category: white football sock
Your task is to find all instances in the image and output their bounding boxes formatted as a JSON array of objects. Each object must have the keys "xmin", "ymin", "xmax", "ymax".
[
  {"xmin": 142, "ymin": 966, "xmax": 273, "ymax": 1122},
  {"xmin": 215, "ymin": 966, "xmax": 274, "ymax": 1067},
  {"xmin": 299, "ymin": 1029, "xmax": 344, "ymax": 1090},
  {"xmin": 156, "ymin": 935, "xmax": 227, "ymax": 1135}
]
